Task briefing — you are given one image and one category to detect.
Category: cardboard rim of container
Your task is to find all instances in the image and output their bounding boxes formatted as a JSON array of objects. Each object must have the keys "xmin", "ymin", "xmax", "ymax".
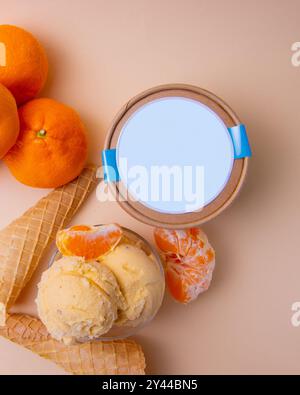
[{"xmin": 104, "ymin": 83, "xmax": 249, "ymax": 229}]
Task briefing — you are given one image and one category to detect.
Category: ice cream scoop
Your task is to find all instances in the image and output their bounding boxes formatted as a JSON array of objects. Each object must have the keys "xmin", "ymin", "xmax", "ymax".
[
  {"xmin": 100, "ymin": 243, "xmax": 165, "ymax": 327},
  {"xmin": 36, "ymin": 256, "xmax": 126, "ymax": 344}
]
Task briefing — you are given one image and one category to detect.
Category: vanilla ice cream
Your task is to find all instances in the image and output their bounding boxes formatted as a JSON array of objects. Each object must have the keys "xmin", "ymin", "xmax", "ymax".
[
  {"xmin": 100, "ymin": 243, "xmax": 165, "ymax": 327},
  {"xmin": 36, "ymin": 256, "xmax": 126, "ymax": 344}
]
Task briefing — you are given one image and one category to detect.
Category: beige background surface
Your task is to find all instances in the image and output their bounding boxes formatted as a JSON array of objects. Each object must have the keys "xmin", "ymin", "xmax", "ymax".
[{"xmin": 0, "ymin": 0, "xmax": 300, "ymax": 375}]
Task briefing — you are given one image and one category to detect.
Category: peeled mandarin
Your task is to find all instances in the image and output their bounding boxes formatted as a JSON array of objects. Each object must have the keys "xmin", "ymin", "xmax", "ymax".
[{"xmin": 154, "ymin": 227, "xmax": 215, "ymax": 303}]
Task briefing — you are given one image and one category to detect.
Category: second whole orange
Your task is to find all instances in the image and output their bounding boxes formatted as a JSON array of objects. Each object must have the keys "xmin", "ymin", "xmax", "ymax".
[{"xmin": 4, "ymin": 98, "xmax": 88, "ymax": 188}]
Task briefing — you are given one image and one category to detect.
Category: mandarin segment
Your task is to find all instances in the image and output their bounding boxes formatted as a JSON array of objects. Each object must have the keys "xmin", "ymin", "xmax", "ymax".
[
  {"xmin": 70, "ymin": 225, "xmax": 92, "ymax": 232},
  {"xmin": 56, "ymin": 224, "xmax": 123, "ymax": 260},
  {"xmin": 154, "ymin": 227, "xmax": 215, "ymax": 304},
  {"xmin": 153, "ymin": 229, "xmax": 179, "ymax": 255}
]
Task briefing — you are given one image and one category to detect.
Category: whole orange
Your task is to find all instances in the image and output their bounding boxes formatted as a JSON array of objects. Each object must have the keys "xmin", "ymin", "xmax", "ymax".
[
  {"xmin": 0, "ymin": 25, "xmax": 48, "ymax": 105},
  {"xmin": 0, "ymin": 83, "xmax": 19, "ymax": 159},
  {"xmin": 4, "ymin": 98, "xmax": 88, "ymax": 188}
]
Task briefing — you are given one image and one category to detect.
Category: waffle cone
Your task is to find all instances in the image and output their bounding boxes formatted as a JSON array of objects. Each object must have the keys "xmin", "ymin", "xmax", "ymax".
[
  {"xmin": 0, "ymin": 314, "xmax": 146, "ymax": 375},
  {"xmin": 0, "ymin": 166, "xmax": 98, "ymax": 325}
]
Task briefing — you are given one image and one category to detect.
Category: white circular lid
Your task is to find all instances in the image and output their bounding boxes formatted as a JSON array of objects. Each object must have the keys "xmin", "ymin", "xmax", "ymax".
[{"xmin": 116, "ymin": 97, "xmax": 234, "ymax": 215}]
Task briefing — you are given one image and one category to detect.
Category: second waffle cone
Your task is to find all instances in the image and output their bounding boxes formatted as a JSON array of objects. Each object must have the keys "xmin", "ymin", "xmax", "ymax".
[{"xmin": 0, "ymin": 314, "xmax": 146, "ymax": 375}]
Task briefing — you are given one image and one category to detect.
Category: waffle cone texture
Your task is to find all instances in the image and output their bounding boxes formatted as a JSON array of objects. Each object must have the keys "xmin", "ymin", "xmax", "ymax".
[
  {"xmin": 0, "ymin": 314, "xmax": 146, "ymax": 375},
  {"xmin": 0, "ymin": 165, "xmax": 98, "ymax": 325}
]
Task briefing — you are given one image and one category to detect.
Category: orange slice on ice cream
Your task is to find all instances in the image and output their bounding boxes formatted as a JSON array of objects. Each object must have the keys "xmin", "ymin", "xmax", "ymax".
[
  {"xmin": 57, "ymin": 224, "xmax": 122, "ymax": 260},
  {"xmin": 154, "ymin": 227, "xmax": 215, "ymax": 304}
]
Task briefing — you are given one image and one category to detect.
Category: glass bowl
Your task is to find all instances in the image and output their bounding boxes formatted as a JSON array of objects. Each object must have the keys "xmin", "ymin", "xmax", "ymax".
[{"xmin": 48, "ymin": 225, "xmax": 165, "ymax": 341}]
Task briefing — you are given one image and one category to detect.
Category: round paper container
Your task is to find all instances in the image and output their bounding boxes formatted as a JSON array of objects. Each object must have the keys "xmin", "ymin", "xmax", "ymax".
[{"xmin": 104, "ymin": 84, "xmax": 249, "ymax": 228}]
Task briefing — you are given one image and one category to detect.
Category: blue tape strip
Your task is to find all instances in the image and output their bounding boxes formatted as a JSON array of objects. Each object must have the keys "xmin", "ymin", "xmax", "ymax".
[
  {"xmin": 101, "ymin": 149, "xmax": 120, "ymax": 183},
  {"xmin": 228, "ymin": 124, "xmax": 252, "ymax": 159}
]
